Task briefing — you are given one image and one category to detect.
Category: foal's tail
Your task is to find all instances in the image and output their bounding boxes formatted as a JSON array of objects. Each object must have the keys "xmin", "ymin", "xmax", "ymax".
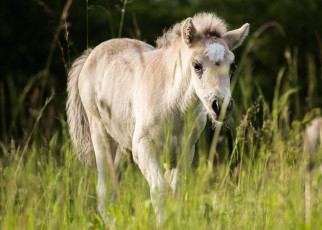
[{"xmin": 66, "ymin": 49, "xmax": 93, "ymax": 164}]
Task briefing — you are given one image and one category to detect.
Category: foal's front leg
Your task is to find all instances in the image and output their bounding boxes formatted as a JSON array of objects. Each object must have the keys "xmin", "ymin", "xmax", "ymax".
[
  {"xmin": 165, "ymin": 144, "xmax": 195, "ymax": 195},
  {"xmin": 133, "ymin": 137, "xmax": 166, "ymax": 223}
]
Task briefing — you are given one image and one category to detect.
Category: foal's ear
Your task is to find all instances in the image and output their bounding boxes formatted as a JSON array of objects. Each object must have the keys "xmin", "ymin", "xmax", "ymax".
[
  {"xmin": 182, "ymin": 18, "xmax": 196, "ymax": 47},
  {"xmin": 223, "ymin": 23, "xmax": 250, "ymax": 50}
]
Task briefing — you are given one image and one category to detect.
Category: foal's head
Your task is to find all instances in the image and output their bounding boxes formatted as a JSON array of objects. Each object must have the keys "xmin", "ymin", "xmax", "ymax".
[{"xmin": 181, "ymin": 14, "xmax": 249, "ymax": 126}]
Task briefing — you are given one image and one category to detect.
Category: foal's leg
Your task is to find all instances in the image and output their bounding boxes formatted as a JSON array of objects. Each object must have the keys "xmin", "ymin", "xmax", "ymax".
[
  {"xmin": 164, "ymin": 166, "xmax": 179, "ymax": 195},
  {"xmin": 164, "ymin": 137, "xmax": 179, "ymax": 195},
  {"xmin": 185, "ymin": 145, "xmax": 196, "ymax": 170},
  {"xmin": 165, "ymin": 144, "xmax": 195, "ymax": 195},
  {"xmin": 133, "ymin": 137, "xmax": 166, "ymax": 223},
  {"xmin": 114, "ymin": 146, "xmax": 128, "ymax": 169},
  {"xmin": 90, "ymin": 118, "xmax": 118, "ymax": 224}
]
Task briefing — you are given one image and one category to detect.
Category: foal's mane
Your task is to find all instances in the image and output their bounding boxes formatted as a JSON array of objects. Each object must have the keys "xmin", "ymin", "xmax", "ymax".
[{"xmin": 156, "ymin": 13, "xmax": 228, "ymax": 49}]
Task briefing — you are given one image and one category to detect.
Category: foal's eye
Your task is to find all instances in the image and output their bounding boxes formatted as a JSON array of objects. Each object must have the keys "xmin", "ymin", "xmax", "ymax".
[
  {"xmin": 230, "ymin": 62, "xmax": 237, "ymax": 75},
  {"xmin": 193, "ymin": 63, "xmax": 203, "ymax": 75}
]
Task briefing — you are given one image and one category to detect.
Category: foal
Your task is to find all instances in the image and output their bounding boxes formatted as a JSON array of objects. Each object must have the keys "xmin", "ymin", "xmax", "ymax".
[{"xmin": 67, "ymin": 12, "xmax": 249, "ymax": 223}]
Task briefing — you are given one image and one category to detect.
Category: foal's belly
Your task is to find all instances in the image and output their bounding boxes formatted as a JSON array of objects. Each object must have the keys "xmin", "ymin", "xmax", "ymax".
[{"xmin": 97, "ymin": 103, "xmax": 135, "ymax": 150}]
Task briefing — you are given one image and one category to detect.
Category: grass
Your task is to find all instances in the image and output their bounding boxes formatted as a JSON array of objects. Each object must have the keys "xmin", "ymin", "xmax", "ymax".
[
  {"xmin": 0, "ymin": 106, "xmax": 321, "ymax": 229},
  {"xmin": 1, "ymin": 4, "xmax": 322, "ymax": 229}
]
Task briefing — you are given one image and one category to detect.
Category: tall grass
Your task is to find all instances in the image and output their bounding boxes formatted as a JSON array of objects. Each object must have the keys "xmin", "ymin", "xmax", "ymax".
[{"xmin": 0, "ymin": 103, "xmax": 321, "ymax": 229}]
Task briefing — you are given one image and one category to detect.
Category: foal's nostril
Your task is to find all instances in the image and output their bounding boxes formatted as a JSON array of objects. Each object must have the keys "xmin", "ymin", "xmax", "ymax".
[
  {"xmin": 211, "ymin": 100, "xmax": 221, "ymax": 116},
  {"xmin": 211, "ymin": 98, "xmax": 234, "ymax": 118}
]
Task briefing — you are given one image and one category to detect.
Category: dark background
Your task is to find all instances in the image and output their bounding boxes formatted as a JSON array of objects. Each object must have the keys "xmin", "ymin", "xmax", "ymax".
[{"xmin": 1, "ymin": 0, "xmax": 321, "ymax": 145}]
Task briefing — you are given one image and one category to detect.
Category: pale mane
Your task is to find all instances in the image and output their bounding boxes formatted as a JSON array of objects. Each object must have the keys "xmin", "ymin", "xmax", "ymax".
[{"xmin": 156, "ymin": 13, "xmax": 228, "ymax": 49}]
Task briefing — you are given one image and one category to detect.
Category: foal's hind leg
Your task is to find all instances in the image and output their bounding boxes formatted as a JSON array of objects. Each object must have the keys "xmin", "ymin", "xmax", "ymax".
[{"xmin": 90, "ymin": 118, "xmax": 118, "ymax": 225}]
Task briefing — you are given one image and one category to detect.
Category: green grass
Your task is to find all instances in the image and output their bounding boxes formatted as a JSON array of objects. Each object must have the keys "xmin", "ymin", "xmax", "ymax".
[{"xmin": 0, "ymin": 111, "xmax": 321, "ymax": 229}]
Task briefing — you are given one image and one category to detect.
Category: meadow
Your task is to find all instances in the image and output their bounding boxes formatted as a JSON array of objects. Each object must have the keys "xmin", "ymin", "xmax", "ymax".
[{"xmin": 1, "ymin": 1, "xmax": 322, "ymax": 229}]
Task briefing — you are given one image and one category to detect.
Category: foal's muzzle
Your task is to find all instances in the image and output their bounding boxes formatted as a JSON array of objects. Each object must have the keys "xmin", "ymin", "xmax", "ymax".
[{"xmin": 211, "ymin": 97, "xmax": 234, "ymax": 119}]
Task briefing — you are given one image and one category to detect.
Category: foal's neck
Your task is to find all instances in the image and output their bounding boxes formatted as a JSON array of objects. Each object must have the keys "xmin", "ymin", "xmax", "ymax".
[{"xmin": 162, "ymin": 42, "xmax": 199, "ymax": 113}]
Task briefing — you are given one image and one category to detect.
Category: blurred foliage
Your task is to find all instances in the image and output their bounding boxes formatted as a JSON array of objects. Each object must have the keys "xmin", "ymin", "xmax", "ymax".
[{"xmin": 0, "ymin": 0, "xmax": 321, "ymax": 143}]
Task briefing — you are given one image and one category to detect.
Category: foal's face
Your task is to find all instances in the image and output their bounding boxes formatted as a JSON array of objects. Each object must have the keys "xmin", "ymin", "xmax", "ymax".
[
  {"xmin": 190, "ymin": 41, "xmax": 235, "ymax": 124},
  {"xmin": 181, "ymin": 17, "xmax": 249, "ymax": 125}
]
